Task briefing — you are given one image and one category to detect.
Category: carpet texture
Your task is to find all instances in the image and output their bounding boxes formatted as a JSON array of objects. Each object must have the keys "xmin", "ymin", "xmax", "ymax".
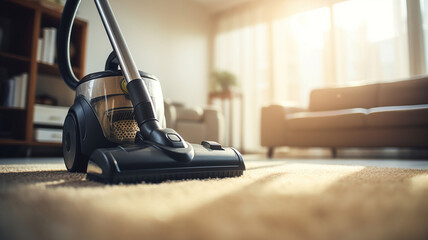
[{"xmin": 1, "ymin": 160, "xmax": 428, "ymax": 240}]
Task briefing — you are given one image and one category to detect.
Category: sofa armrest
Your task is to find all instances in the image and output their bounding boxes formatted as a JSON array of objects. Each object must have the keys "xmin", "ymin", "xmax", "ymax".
[
  {"xmin": 261, "ymin": 104, "xmax": 306, "ymax": 147},
  {"xmin": 164, "ymin": 100, "xmax": 177, "ymax": 128},
  {"xmin": 203, "ymin": 107, "xmax": 224, "ymax": 144},
  {"xmin": 176, "ymin": 107, "xmax": 203, "ymax": 122}
]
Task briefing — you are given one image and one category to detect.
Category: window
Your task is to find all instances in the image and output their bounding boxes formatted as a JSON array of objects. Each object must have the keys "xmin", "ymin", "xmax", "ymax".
[
  {"xmin": 214, "ymin": 9, "xmax": 269, "ymax": 148},
  {"xmin": 421, "ymin": 0, "xmax": 428, "ymax": 71},
  {"xmin": 273, "ymin": 7, "xmax": 331, "ymax": 106},
  {"xmin": 213, "ymin": 0, "xmax": 426, "ymax": 150},
  {"xmin": 333, "ymin": 0, "xmax": 409, "ymax": 83}
]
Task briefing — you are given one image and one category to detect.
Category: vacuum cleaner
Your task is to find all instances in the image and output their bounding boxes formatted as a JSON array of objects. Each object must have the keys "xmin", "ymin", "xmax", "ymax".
[{"xmin": 57, "ymin": 0, "xmax": 245, "ymax": 183}]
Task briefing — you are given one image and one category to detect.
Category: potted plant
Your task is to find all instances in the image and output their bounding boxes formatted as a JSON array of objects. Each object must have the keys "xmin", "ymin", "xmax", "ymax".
[{"xmin": 211, "ymin": 70, "xmax": 237, "ymax": 92}]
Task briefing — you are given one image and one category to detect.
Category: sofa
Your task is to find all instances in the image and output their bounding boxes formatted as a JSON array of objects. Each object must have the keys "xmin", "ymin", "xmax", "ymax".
[
  {"xmin": 164, "ymin": 100, "xmax": 224, "ymax": 144},
  {"xmin": 261, "ymin": 76, "xmax": 428, "ymax": 158}
]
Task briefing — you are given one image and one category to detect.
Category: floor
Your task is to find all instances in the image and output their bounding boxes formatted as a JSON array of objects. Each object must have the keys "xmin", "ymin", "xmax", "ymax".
[
  {"xmin": 2, "ymin": 153, "xmax": 428, "ymax": 169},
  {"xmin": 1, "ymin": 156, "xmax": 428, "ymax": 240}
]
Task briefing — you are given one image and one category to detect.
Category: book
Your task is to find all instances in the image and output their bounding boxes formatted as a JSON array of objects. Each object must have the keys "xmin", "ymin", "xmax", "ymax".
[
  {"xmin": 34, "ymin": 128, "xmax": 63, "ymax": 143},
  {"xmin": 33, "ymin": 104, "xmax": 68, "ymax": 126},
  {"xmin": 42, "ymin": 28, "xmax": 50, "ymax": 63},
  {"xmin": 2, "ymin": 73, "xmax": 28, "ymax": 108},
  {"xmin": 13, "ymin": 74, "xmax": 21, "ymax": 107},
  {"xmin": 48, "ymin": 28, "xmax": 56, "ymax": 64},
  {"xmin": 40, "ymin": 28, "xmax": 58, "ymax": 64},
  {"xmin": 4, "ymin": 77, "xmax": 15, "ymax": 107},
  {"xmin": 5, "ymin": 76, "xmax": 15, "ymax": 107},
  {"xmin": 18, "ymin": 73, "xmax": 28, "ymax": 108},
  {"xmin": 37, "ymin": 38, "xmax": 43, "ymax": 62}
]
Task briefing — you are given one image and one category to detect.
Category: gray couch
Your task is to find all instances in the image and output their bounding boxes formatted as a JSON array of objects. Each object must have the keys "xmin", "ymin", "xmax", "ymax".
[
  {"xmin": 261, "ymin": 76, "xmax": 428, "ymax": 158},
  {"xmin": 164, "ymin": 100, "xmax": 224, "ymax": 144}
]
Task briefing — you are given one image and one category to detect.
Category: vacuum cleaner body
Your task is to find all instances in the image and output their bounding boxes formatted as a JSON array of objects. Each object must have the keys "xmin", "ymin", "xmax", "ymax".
[
  {"xmin": 63, "ymin": 71, "xmax": 245, "ymax": 183},
  {"xmin": 59, "ymin": 0, "xmax": 245, "ymax": 183}
]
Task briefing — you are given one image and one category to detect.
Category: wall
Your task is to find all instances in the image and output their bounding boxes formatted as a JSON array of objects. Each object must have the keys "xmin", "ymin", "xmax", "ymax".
[{"xmin": 76, "ymin": 0, "xmax": 212, "ymax": 106}]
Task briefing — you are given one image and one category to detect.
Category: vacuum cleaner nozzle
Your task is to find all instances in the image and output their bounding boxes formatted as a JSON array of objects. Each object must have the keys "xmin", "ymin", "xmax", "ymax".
[{"xmin": 87, "ymin": 143, "xmax": 245, "ymax": 183}]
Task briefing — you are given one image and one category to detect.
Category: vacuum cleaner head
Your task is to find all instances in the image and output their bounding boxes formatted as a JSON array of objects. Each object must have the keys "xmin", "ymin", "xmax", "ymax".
[
  {"xmin": 87, "ymin": 143, "xmax": 245, "ymax": 183},
  {"xmin": 58, "ymin": 0, "xmax": 245, "ymax": 183}
]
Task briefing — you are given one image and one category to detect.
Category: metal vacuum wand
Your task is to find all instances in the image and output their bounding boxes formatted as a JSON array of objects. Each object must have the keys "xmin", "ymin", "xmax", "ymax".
[
  {"xmin": 94, "ymin": 0, "xmax": 139, "ymax": 82},
  {"xmin": 94, "ymin": 0, "xmax": 161, "ymax": 139}
]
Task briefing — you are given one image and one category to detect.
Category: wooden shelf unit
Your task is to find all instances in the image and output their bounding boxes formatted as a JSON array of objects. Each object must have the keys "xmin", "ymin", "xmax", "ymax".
[{"xmin": 0, "ymin": 0, "xmax": 87, "ymax": 149}]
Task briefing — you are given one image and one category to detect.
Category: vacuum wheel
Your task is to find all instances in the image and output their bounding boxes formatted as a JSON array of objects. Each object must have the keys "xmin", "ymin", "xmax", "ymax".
[{"xmin": 63, "ymin": 113, "xmax": 88, "ymax": 172}]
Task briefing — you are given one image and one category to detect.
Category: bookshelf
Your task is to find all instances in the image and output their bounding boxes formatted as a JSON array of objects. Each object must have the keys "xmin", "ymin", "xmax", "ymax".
[{"xmin": 0, "ymin": 0, "xmax": 87, "ymax": 152}]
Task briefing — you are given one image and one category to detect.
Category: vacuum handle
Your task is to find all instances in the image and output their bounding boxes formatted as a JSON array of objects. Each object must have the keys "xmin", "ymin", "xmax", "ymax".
[{"xmin": 94, "ymin": 0, "xmax": 160, "ymax": 135}]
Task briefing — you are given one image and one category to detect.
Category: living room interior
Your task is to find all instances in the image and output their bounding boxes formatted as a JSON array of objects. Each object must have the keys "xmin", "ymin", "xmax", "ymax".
[{"xmin": 1, "ymin": 0, "xmax": 428, "ymax": 239}]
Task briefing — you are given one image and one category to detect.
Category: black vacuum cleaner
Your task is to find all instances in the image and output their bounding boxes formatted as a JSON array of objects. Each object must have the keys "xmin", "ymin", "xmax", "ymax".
[{"xmin": 57, "ymin": 0, "xmax": 245, "ymax": 183}]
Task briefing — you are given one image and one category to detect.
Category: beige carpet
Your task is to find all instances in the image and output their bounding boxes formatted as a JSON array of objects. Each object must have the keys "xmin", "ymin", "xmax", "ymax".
[{"xmin": 1, "ymin": 160, "xmax": 428, "ymax": 240}]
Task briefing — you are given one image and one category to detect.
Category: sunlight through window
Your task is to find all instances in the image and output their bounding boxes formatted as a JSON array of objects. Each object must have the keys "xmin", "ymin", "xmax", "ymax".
[
  {"xmin": 421, "ymin": 0, "xmax": 428, "ymax": 71},
  {"xmin": 333, "ymin": 0, "xmax": 409, "ymax": 83},
  {"xmin": 273, "ymin": 7, "xmax": 330, "ymax": 106}
]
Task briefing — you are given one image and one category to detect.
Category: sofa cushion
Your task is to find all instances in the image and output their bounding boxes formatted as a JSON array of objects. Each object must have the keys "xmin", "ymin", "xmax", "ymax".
[
  {"xmin": 309, "ymin": 84, "xmax": 379, "ymax": 111},
  {"xmin": 378, "ymin": 76, "xmax": 428, "ymax": 107},
  {"xmin": 286, "ymin": 108, "xmax": 368, "ymax": 130},
  {"xmin": 367, "ymin": 104, "xmax": 428, "ymax": 127},
  {"xmin": 176, "ymin": 107, "xmax": 203, "ymax": 122}
]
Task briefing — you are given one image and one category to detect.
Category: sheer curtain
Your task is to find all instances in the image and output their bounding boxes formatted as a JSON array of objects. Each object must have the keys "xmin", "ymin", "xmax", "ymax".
[
  {"xmin": 272, "ymin": 6, "xmax": 332, "ymax": 107},
  {"xmin": 213, "ymin": 0, "xmax": 414, "ymax": 152},
  {"xmin": 421, "ymin": 0, "xmax": 428, "ymax": 71},
  {"xmin": 332, "ymin": 0, "xmax": 409, "ymax": 83},
  {"xmin": 214, "ymin": 7, "xmax": 270, "ymax": 150}
]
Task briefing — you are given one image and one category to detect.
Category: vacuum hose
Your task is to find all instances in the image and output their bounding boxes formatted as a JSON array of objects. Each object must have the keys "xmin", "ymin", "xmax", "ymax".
[{"xmin": 57, "ymin": 0, "xmax": 80, "ymax": 90}]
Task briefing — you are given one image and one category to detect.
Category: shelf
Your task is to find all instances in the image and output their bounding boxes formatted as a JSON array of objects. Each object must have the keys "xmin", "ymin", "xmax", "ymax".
[
  {"xmin": 0, "ymin": 139, "xmax": 27, "ymax": 145},
  {"xmin": 0, "ymin": 106, "xmax": 26, "ymax": 111},
  {"xmin": 0, "ymin": 51, "xmax": 31, "ymax": 62},
  {"xmin": 30, "ymin": 141, "xmax": 61, "ymax": 147},
  {"xmin": 0, "ymin": 139, "xmax": 62, "ymax": 147},
  {"xmin": 7, "ymin": 0, "xmax": 63, "ymax": 17},
  {"xmin": 38, "ymin": 62, "xmax": 82, "ymax": 77}
]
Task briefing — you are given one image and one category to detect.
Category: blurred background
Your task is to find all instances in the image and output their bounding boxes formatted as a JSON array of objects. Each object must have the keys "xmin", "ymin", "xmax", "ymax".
[{"xmin": 0, "ymin": 0, "xmax": 427, "ymax": 157}]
